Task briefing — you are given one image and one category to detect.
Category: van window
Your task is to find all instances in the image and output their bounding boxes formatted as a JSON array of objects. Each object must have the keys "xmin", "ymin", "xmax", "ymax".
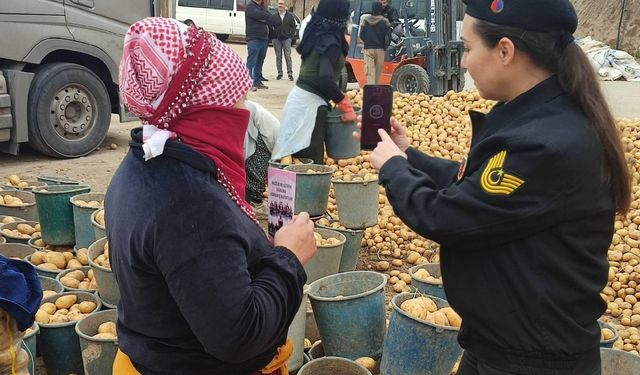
[
  {"xmin": 236, "ymin": 0, "xmax": 247, "ymax": 11},
  {"xmin": 179, "ymin": 0, "xmax": 208, "ymax": 8},
  {"xmin": 209, "ymin": 0, "xmax": 234, "ymax": 10}
]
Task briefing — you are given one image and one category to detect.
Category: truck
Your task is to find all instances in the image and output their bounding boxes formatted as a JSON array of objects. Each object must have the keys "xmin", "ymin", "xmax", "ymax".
[{"xmin": 0, "ymin": 0, "xmax": 175, "ymax": 158}]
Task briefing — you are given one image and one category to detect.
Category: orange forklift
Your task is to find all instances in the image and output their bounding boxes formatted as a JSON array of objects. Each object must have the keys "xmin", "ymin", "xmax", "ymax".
[{"xmin": 341, "ymin": 0, "xmax": 465, "ymax": 95}]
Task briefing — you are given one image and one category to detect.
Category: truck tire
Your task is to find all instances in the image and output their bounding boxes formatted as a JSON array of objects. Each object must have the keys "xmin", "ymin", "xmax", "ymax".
[
  {"xmin": 27, "ymin": 63, "xmax": 110, "ymax": 158},
  {"xmin": 215, "ymin": 33, "xmax": 229, "ymax": 42},
  {"xmin": 391, "ymin": 64, "xmax": 430, "ymax": 94}
]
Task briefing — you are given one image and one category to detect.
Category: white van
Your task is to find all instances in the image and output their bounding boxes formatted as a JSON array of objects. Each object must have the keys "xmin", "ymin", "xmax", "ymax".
[{"xmin": 176, "ymin": 0, "xmax": 248, "ymax": 41}]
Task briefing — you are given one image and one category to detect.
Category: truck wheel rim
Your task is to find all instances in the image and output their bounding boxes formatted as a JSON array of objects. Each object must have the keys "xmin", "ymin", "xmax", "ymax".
[
  {"xmin": 402, "ymin": 75, "xmax": 418, "ymax": 93},
  {"xmin": 49, "ymin": 84, "xmax": 98, "ymax": 141}
]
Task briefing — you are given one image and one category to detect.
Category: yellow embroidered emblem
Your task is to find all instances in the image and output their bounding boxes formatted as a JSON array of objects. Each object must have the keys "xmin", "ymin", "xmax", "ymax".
[{"xmin": 480, "ymin": 151, "xmax": 524, "ymax": 195}]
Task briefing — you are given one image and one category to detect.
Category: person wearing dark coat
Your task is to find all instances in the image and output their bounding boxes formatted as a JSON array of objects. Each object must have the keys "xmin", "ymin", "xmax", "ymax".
[
  {"xmin": 380, "ymin": 0, "xmax": 399, "ymax": 24},
  {"xmin": 246, "ymin": 0, "xmax": 274, "ymax": 90},
  {"xmin": 363, "ymin": 0, "xmax": 631, "ymax": 374},
  {"xmin": 359, "ymin": 1, "xmax": 391, "ymax": 84},
  {"xmin": 111, "ymin": 18, "xmax": 316, "ymax": 375},
  {"xmin": 270, "ymin": 0, "xmax": 297, "ymax": 80}
]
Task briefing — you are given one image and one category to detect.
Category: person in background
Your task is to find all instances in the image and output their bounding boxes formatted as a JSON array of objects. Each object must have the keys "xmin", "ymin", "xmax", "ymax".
[
  {"xmin": 380, "ymin": 0, "xmax": 399, "ymax": 24},
  {"xmin": 272, "ymin": 0, "xmax": 356, "ymax": 164},
  {"xmin": 363, "ymin": 0, "xmax": 630, "ymax": 374},
  {"xmin": 271, "ymin": 0, "xmax": 297, "ymax": 81},
  {"xmin": 246, "ymin": 0, "xmax": 274, "ymax": 91},
  {"xmin": 245, "ymin": 100, "xmax": 280, "ymax": 218},
  {"xmin": 359, "ymin": 1, "xmax": 391, "ymax": 84},
  {"xmin": 110, "ymin": 18, "xmax": 316, "ymax": 374}
]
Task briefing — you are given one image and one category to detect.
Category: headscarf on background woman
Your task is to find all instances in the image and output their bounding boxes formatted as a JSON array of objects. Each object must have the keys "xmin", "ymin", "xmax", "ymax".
[
  {"xmin": 296, "ymin": 0, "xmax": 350, "ymax": 59},
  {"xmin": 119, "ymin": 17, "xmax": 256, "ymax": 221}
]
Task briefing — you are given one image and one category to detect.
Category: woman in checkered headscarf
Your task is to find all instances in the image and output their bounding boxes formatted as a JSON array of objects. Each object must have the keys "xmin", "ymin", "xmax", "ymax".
[{"xmin": 107, "ymin": 17, "xmax": 315, "ymax": 375}]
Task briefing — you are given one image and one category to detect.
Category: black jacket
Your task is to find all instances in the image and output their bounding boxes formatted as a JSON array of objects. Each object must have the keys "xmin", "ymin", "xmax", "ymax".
[
  {"xmin": 270, "ymin": 11, "xmax": 297, "ymax": 40},
  {"xmin": 379, "ymin": 77, "xmax": 611, "ymax": 374},
  {"xmin": 105, "ymin": 128, "xmax": 306, "ymax": 375},
  {"xmin": 245, "ymin": 1, "xmax": 273, "ymax": 41},
  {"xmin": 381, "ymin": 5, "xmax": 399, "ymax": 24},
  {"xmin": 360, "ymin": 15, "xmax": 391, "ymax": 50}
]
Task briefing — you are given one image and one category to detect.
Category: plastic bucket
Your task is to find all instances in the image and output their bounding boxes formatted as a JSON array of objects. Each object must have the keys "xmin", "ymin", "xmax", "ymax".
[
  {"xmin": 34, "ymin": 185, "xmax": 91, "ymax": 245},
  {"xmin": 308, "ymin": 271, "xmax": 387, "ymax": 360},
  {"xmin": 297, "ymin": 356, "xmax": 372, "ymax": 375},
  {"xmin": 0, "ymin": 220, "xmax": 39, "ymax": 244},
  {"xmin": 409, "ymin": 263, "xmax": 446, "ymax": 301},
  {"xmin": 88, "ymin": 237, "xmax": 119, "ymax": 307},
  {"xmin": 23, "ymin": 322, "xmax": 39, "ymax": 358},
  {"xmin": 331, "ymin": 176, "xmax": 379, "ymax": 229},
  {"xmin": 380, "ymin": 293, "xmax": 462, "ymax": 375},
  {"xmin": 56, "ymin": 266, "xmax": 97, "ymax": 293},
  {"xmin": 0, "ymin": 190, "xmax": 38, "ymax": 221},
  {"xmin": 315, "ymin": 222, "xmax": 364, "ymax": 273},
  {"xmin": 0, "ymin": 214, "xmax": 26, "ymax": 223},
  {"xmin": 26, "ymin": 253, "xmax": 63, "ymax": 279},
  {"xmin": 4, "ymin": 180, "xmax": 48, "ymax": 191},
  {"xmin": 288, "ymin": 285, "xmax": 310, "ymax": 371},
  {"xmin": 75, "ymin": 309, "xmax": 118, "ymax": 375},
  {"xmin": 37, "ymin": 176, "xmax": 80, "ymax": 185},
  {"xmin": 96, "ymin": 291, "xmax": 117, "ymax": 310},
  {"xmin": 305, "ymin": 228, "xmax": 345, "ymax": 283},
  {"xmin": 325, "ymin": 108, "xmax": 362, "ymax": 160},
  {"xmin": 309, "ymin": 340, "xmax": 325, "ymax": 360},
  {"xmin": 601, "ymin": 347, "xmax": 640, "ymax": 374},
  {"xmin": 0, "ymin": 243, "xmax": 34, "ymax": 260},
  {"xmin": 39, "ymin": 291, "xmax": 102, "ymax": 375},
  {"xmin": 91, "ymin": 209, "xmax": 106, "ymax": 242},
  {"xmin": 284, "ymin": 165, "xmax": 335, "ymax": 217},
  {"xmin": 269, "ymin": 157, "xmax": 314, "ymax": 170},
  {"xmin": 599, "ymin": 320, "xmax": 619, "ymax": 348},
  {"xmin": 71, "ymin": 193, "xmax": 104, "ymax": 249}
]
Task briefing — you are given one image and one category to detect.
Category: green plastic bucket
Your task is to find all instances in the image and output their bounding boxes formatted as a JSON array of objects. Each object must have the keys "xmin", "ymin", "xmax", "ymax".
[
  {"xmin": 288, "ymin": 285, "xmax": 310, "ymax": 371},
  {"xmin": 331, "ymin": 176, "xmax": 379, "ymax": 229},
  {"xmin": 284, "ymin": 164, "xmax": 335, "ymax": 217},
  {"xmin": 39, "ymin": 291, "xmax": 102, "ymax": 375},
  {"xmin": 91, "ymin": 209, "xmax": 106, "ymax": 241},
  {"xmin": 297, "ymin": 356, "xmax": 372, "ymax": 375},
  {"xmin": 0, "ymin": 220, "xmax": 39, "ymax": 244},
  {"xmin": 601, "ymin": 347, "xmax": 640, "ymax": 374},
  {"xmin": 88, "ymin": 237, "xmax": 119, "ymax": 307},
  {"xmin": 0, "ymin": 242, "xmax": 35, "ymax": 260},
  {"xmin": 0, "ymin": 190, "xmax": 38, "ymax": 221},
  {"xmin": 308, "ymin": 271, "xmax": 387, "ymax": 360},
  {"xmin": 269, "ymin": 157, "xmax": 314, "ymax": 170},
  {"xmin": 33, "ymin": 185, "xmax": 91, "ymax": 245},
  {"xmin": 71, "ymin": 193, "xmax": 104, "ymax": 249},
  {"xmin": 305, "ymin": 228, "xmax": 345, "ymax": 283},
  {"xmin": 75, "ymin": 309, "xmax": 118, "ymax": 375},
  {"xmin": 599, "ymin": 320, "xmax": 619, "ymax": 348},
  {"xmin": 26, "ymin": 253, "xmax": 63, "ymax": 279},
  {"xmin": 325, "ymin": 108, "xmax": 362, "ymax": 160},
  {"xmin": 24, "ymin": 322, "xmax": 39, "ymax": 359},
  {"xmin": 380, "ymin": 293, "xmax": 462, "ymax": 375},
  {"xmin": 315, "ymin": 221, "xmax": 364, "ymax": 273},
  {"xmin": 37, "ymin": 176, "xmax": 80, "ymax": 185},
  {"xmin": 409, "ymin": 263, "xmax": 446, "ymax": 301},
  {"xmin": 56, "ymin": 266, "xmax": 97, "ymax": 293}
]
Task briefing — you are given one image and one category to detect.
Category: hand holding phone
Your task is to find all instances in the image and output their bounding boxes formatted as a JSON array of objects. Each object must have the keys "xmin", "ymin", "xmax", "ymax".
[{"xmin": 361, "ymin": 85, "xmax": 393, "ymax": 150}]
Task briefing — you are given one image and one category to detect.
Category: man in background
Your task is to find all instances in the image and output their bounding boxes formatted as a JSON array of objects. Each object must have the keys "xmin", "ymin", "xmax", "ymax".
[
  {"xmin": 271, "ymin": 0, "xmax": 297, "ymax": 81},
  {"xmin": 380, "ymin": 0, "xmax": 399, "ymax": 24},
  {"xmin": 246, "ymin": 0, "xmax": 273, "ymax": 90}
]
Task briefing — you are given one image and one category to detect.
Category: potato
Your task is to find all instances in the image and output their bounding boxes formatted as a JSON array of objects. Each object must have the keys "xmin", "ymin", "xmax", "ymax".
[
  {"xmin": 93, "ymin": 332, "xmax": 117, "ymax": 340},
  {"xmin": 78, "ymin": 281, "xmax": 91, "ymax": 290},
  {"xmin": 95, "ymin": 210, "xmax": 105, "ymax": 226},
  {"xmin": 432, "ymin": 310, "xmax": 450, "ymax": 326},
  {"xmin": 35, "ymin": 310, "xmax": 50, "ymax": 324},
  {"xmin": 67, "ymin": 311, "xmax": 85, "ymax": 322},
  {"xmin": 60, "ymin": 276, "xmax": 80, "ymax": 289},
  {"xmin": 40, "ymin": 302, "xmax": 57, "ymax": 315},
  {"xmin": 98, "ymin": 321, "xmax": 117, "ymax": 335},
  {"xmin": 8, "ymin": 174, "xmax": 21, "ymax": 186},
  {"xmin": 55, "ymin": 295, "xmax": 77, "ymax": 309},
  {"xmin": 78, "ymin": 301, "xmax": 97, "ymax": 314},
  {"xmin": 42, "ymin": 290, "xmax": 57, "ymax": 299},
  {"xmin": 376, "ymin": 261, "xmax": 390, "ymax": 271},
  {"xmin": 38, "ymin": 262, "xmax": 59, "ymax": 271},
  {"xmin": 280, "ymin": 155, "xmax": 293, "ymax": 164},
  {"xmin": 34, "ymin": 223, "xmax": 40, "ymax": 232},
  {"xmin": 400, "ymin": 298, "xmax": 429, "ymax": 320},
  {"xmin": 16, "ymin": 223, "xmax": 35, "ymax": 235},
  {"xmin": 602, "ymin": 328, "xmax": 615, "ymax": 340},
  {"xmin": 87, "ymin": 268, "xmax": 94, "ymax": 280},
  {"xmin": 441, "ymin": 307, "xmax": 462, "ymax": 328},
  {"xmin": 43, "ymin": 252, "xmax": 66, "ymax": 269},
  {"xmin": 66, "ymin": 269, "xmax": 85, "ymax": 282},
  {"xmin": 30, "ymin": 251, "xmax": 45, "ymax": 265},
  {"xmin": 89, "ymin": 278, "xmax": 98, "ymax": 290},
  {"xmin": 56, "ymin": 308, "xmax": 69, "ymax": 315},
  {"xmin": 49, "ymin": 314, "xmax": 70, "ymax": 324},
  {"xmin": 66, "ymin": 259, "xmax": 83, "ymax": 270},
  {"xmin": 33, "ymin": 238, "xmax": 45, "ymax": 247},
  {"xmin": 355, "ymin": 357, "xmax": 376, "ymax": 371},
  {"xmin": 62, "ymin": 251, "xmax": 74, "ymax": 262},
  {"xmin": 76, "ymin": 248, "xmax": 89, "ymax": 265}
]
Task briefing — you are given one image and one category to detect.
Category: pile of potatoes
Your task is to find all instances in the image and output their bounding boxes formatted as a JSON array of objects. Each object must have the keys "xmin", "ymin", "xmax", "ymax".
[
  {"xmin": 93, "ymin": 242, "xmax": 110, "ymax": 270},
  {"xmin": 413, "ymin": 268, "xmax": 443, "ymax": 285},
  {"xmin": 30, "ymin": 250, "xmax": 88, "ymax": 271},
  {"xmin": 5, "ymin": 174, "xmax": 36, "ymax": 189},
  {"xmin": 59, "ymin": 268, "xmax": 98, "ymax": 291},
  {"xmin": 73, "ymin": 199, "xmax": 103, "ymax": 209},
  {"xmin": 333, "ymin": 172, "xmax": 378, "ymax": 183},
  {"xmin": 400, "ymin": 296, "xmax": 462, "ymax": 328},
  {"xmin": 316, "ymin": 218, "xmax": 347, "ymax": 230},
  {"xmin": 35, "ymin": 295, "xmax": 97, "ymax": 324},
  {"xmin": 93, "ymin": 321, "xmax": 117, "ymax": 340},
  {"xmin": 0, "ymin": 194, "xmax": 28, "ymax": 207},
  {"xmin": 314, "ymin": 232, "xmax": 342, "ymax": 247},
  {"xmin": 1, "ymin": 223, "xmax": 40, "ymax": 239},
  {"xmin": 94, "ymin": 209, "xmax": 105, "ymax": 226}
]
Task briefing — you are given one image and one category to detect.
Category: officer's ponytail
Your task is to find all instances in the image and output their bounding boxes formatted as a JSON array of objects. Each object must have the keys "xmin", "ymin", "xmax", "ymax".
[{"xmin": 475, "ymin": 20, "xmax": 631, "ymax": 214}]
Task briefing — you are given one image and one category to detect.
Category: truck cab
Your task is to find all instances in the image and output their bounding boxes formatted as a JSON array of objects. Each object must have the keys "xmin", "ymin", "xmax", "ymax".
[{"xmin": 0, "ymin": 0, "xmax": 175, "ymax": 158}]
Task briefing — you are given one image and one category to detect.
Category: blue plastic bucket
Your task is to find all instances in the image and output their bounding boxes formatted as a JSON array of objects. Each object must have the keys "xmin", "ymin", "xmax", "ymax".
[
  {"xmin": 75, "ymin": 309, "xmax": 118, "ymax": 375},
  {"xmin": 315, "ymin": 221, "xmax": 364, "ymax": 273},
  {"xmin": 305, "ymin": 228, "xmax": 345, "ymax": 283},
  {"xmin": 308, "ymin": 271, "xmax": 387, "ymax": 360},
  {"xmin": 70, "ymin": 193, "xmax": 104, "ymax": 249},
  {"xmin": 380, "ymin": 293, "xmax": 462, "ymax": 375},
  {"xmin": 409, "ymin": 263, "xmax": 446, "ymax": 300},
  {"xmin": 283, "ymin": 164, "xmax": 334, "ymax": 217},
  {"xmin": 298, "ymin": 356, "xmax": 372, "ymax": 375},
  {"xmin": 599, "ymin": 320, "xmax": 619, "ymax": 348}
]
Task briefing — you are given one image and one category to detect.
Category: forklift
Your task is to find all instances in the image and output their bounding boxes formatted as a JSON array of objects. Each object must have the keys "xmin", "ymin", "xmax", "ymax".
[{"xmin": 343, "ymin": 0, "xmax": 465, "ymax": 96}]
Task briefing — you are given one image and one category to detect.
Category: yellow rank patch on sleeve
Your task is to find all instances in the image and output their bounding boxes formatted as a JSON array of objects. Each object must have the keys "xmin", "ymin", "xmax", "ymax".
[{"xmin": 480, "ymin": 151, "xmax": 525, "ymax": 195}]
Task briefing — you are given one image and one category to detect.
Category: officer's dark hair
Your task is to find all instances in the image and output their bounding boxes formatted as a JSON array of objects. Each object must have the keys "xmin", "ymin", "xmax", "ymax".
[{"xmin": 474, "ymin": 20, "xmax": 631, "ymax": 214}]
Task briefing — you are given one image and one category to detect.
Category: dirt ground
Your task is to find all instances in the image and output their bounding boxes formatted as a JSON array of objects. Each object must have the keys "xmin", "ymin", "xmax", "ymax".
[{"xmin": 573, "ymin": 0, "xmax": 640, "ymax": 56}]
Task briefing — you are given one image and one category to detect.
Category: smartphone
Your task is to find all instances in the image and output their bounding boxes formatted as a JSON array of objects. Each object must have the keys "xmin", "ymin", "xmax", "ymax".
[{"xmin": 361, "ymin": 84, "xmax": 393, "ymax": 150}]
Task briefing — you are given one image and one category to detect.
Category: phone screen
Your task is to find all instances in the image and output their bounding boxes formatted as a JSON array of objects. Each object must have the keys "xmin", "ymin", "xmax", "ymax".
[{"xmin": 361, "ymin": 85, "xmax": 393, "ymax": 150}]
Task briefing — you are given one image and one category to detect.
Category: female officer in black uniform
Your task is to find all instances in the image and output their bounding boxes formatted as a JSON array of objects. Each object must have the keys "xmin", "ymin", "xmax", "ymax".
[{"xmin": 368, "ymin": 0, "xmax": 631, "ymax": 374}]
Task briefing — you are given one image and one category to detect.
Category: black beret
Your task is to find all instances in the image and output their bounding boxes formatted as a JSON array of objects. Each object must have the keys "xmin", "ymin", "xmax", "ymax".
[{"xmin": 463, "ymin": 0, "xmax": 578, "ymax": 34}]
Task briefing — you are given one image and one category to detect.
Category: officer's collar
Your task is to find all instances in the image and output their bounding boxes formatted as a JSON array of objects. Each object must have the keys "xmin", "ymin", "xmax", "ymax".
[{"xmin": 469, "ymin": 76, "xmax": 565, "ymax": 129}]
